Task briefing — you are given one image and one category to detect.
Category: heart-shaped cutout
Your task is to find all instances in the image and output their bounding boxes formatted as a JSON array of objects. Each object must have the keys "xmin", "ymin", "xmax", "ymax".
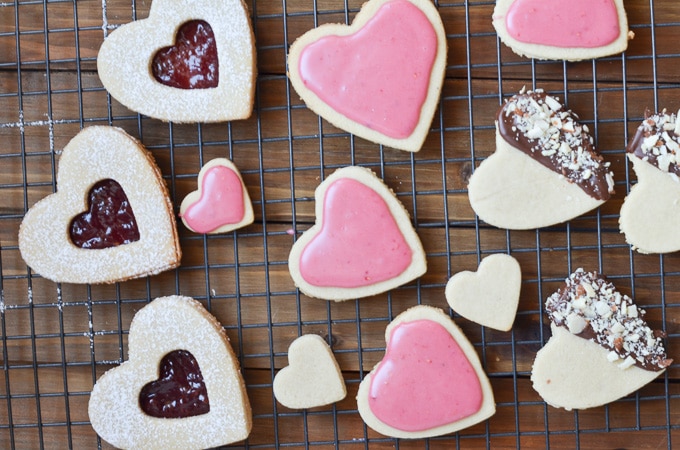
[
  {"xmin": 88, "ymin": 295, "xmax": 252, "ymax": 448},
  {"xmin": 445, "ymin": 254, "xmax": 521, "ymax": 331},
  {"xmin": 18, "ymin": 126, "xmax": 181, "ymax": 284},
  {"xmin": 532, "ymin": 269, "xmax": 671, "ymax": 410},
  {"xmin": 179, "ymin": 158, "xmax": 254, "ymax": 234},
  {"xmin": 69, "ymin": 178, "xmax": 140, "ymax": 249},
  {"xmin": 97, "ymin": 0, "xmax": 255, "ymax": 122},
  {"xmin": 288, "ymin": 166, "xmax": 426, "ymax": 301},
  {"xmin": 493, "ymin": 0, "xmax": 630, "ymax": 61},
  {"xmin": 273, "ymin": 335, "xmax": 346, "ymax": 409},
  {"xmin": 287, "ymin": 0, "xmax": 447, "ymax": 152},
  {"xmin": 139, "ymin": 349, "xmax": 210, "ymax": 418},
  {"xmin": 152, "ymin": 20, "xmax": 219, "ymax": 89},
  {"xmin": 620, "ymin": 111, "xmax": 680, "ymax": 253},
  {"xmin": 357, "ymin": 305, "xmax": 495, "ymax": 438},
  {"xmin": 467, "ymin": 89, "xmax": 613, "ymax": 229}
]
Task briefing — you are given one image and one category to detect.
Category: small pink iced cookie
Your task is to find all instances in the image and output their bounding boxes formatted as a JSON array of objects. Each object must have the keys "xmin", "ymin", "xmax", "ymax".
[
  {"xmin": 287, "ymin": 0, "xmax": 447, "ymax": 152},
  {"xmin": 88, "ymin": 296, "xmax": 252, "ymax": 449},
  {"xmin": 179, "ymin": 158, "xmax": 254, "ymax": 234},
  {"xmin": 288, "ymin": 166, "xmax": 426, "ymax": 301},
  {"xmin": 493, "ymin": 0, "xmax": 631, "ymax": 61},
  {"xmin": 356, "ymin": 305, "xmax": 496, "ymax": 438},
  {"xmin": 18, "ymin": 126, "xmax": 181, "ymax": 284},
  {"xmin": 97, "ymin": 0, "xmax": 255, "ymax": 122}
]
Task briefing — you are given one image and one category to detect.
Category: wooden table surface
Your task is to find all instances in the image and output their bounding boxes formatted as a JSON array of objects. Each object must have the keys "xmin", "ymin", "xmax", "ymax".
[{"xmin": 2, "ymin": 0, "xmax": 680, "ymax": 448}]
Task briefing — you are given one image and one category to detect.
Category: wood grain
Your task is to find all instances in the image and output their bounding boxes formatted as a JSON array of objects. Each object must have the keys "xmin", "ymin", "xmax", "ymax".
[{"xmin": 1, "ymin": 0, "xmax": 680, "ymax": 448}]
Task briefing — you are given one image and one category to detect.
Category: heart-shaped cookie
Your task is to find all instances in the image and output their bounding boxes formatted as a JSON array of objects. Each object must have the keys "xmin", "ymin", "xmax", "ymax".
[
  {"xmin": 356, "ymin": 305, "xmax": 495, "ymax": 438},
  {"xmin": 288, "ymin": 166, "xmax": 426, "ymax": 301},
  {"xmin": 88, "ymin": 295, "xmax": 252, "ymax": 449},
  {"xmin": 272, "ymin": 334, "xmax": 346, "ymax": 409},
  {"xmin": 445, "ymin": 254, "xmax": 521, "ymax": 331},
  {"xmin": 468, "ymin": 88, "xmax": 614, "ymax": 229},
  {"xmin": 179, "ymin": 158, "xmax": 254, "ymax": 234},
  {"xmin": 620, "ymin": 110, "xmax": 680, "ymax": 253},
  {"xmin": 532, "ymin": 269, "xmax": 671, "ymax": 410},
  {"xmin": 18, "ymin": 126, "xmax": 181, "ymax": 284},
  {"xmin": 287, "ymin": 0, "xmax": 447, "ymax": 152},
  {"xmin": 493, "ymin": 0, "xmax": 631, "ymax": 61},
  {"xmin": 97, "ymin": 0, "xmax": 255, "ymax": 123}
]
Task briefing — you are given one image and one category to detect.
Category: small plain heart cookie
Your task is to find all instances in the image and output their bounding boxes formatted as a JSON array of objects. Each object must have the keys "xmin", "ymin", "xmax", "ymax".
[
  {"xmin": 287, "ymin": 0, "xmax": 447, "ymax": 152},
  {"xmin": 179, "ymin": 158, "xmax": 254, "ymax": 234},
  {"xmin": 468, "ymin": 88, "xmax": 615, "ymax": 229},
  {"xmin": 97, "ymin": 0, "xmax": 255, "ymax": 123},
  {"xmin": 356, "ymin": 305, "xmax": 495, "ymax": 438},
  {"xmin": 532, "ymin": 269, "xmax": 672, "ymax": 410},
  {"xmin": 288, "ymin": 166, "xmax": 426, "ymax": 301},
  {"xmin": 493, "ymin": 0, "xmax": 631, "ymax": 61},
  {"xmin": 620, "ymin": 110, "xmax": 680, "ymax": 253},
  {"xmin": 445, "ymin": 254, "xmax": 521, "ymax": 331},
  {"xmin": 88, "ymin": 295, "xmax": 252, "ymax": 449},
  {"xmin": 273, "ymin": 334, "xmax": 346, "ymax": 409},
  {"xmin": 18, "ymin": 126, "xmax": 180, "ymax": 284}
]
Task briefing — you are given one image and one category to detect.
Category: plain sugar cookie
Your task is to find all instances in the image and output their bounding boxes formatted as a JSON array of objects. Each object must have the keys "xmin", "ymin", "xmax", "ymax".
[
  {"xmin": 97, "ymin": 0, "xmax": 256, "ymax": 123},
  {"xmin": 287, "ymin": 0, "xmax": 447, "ymax": 152},
  {"xmin": 445, "ymin": 254, "xmax": 521, "ymax": 331},
  {"xmin": 493, "ymin": 0, "xmax": 631, "ymax": 61},
  {"xmin": 179, "ymin": 158, "xmax": 254, "ymax": 234},
  {"xmin": 468, "ymin": 88, "xmax": 614, "ymax": 229},
  {"xmin": 356, "ymin": 305, "xmax": 495, "ymax": 438},
  {"xmin": 288, "ymin": 166, "xmax": 426, "ymax": 301},
  {"xmin": 620, "ymin": 110, "xmax": 680, "ymax": 253},
  {"xmin": 273, "ymin": 334, "xmax": 346, "ymax": 409},
  {"xmin": 18, "ymin": 126, "xmax": 181, "ymax": 284},
  {"xmin": 531, "ymin": 269, "xmax": 672, "ymax": 410},
  {"xmin": 88, "ymin": 296, "xmax": 252, "ymax": 449}
]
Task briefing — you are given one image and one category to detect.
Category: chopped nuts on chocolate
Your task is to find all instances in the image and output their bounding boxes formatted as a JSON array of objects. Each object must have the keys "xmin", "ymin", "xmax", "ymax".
[
  {"xmin": 497, "ymin": 88, "xmax": 615, "ymax": 201},
  {"xmin": 628, "ymin": 109, "xmax": 680, "ymax": 176},
  {"xmin": 545, "ymin": 268, "xmax": 672, "ymax": 371}
]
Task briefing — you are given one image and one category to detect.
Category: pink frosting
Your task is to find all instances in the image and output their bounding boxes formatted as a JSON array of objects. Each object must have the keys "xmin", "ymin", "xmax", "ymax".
[
  {"xmin": 299, "ymin": 177, "xmax": 412, "ymax": 288},
  {"xmin": 505, "ymin": 0, "xmax": 620, "ymax": 48},
  {"xmin": 368, "ymin": 319, "xmax": 484, "ymax": 431},
  {"xmin": 181, "ymin": 165, "xmax": 245, "ymax": 233},
  {"xmin": 298, "ymin": 0, "xmax": 437, "ymax": 139}
]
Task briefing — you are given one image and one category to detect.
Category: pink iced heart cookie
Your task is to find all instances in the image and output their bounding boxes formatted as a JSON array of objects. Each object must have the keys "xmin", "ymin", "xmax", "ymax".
[
  {"xmin": 97, "ymin": 0, "xmax": 255, "ymax": 122},
  {"xmin": 287, "ymin": 0, "xmax": 447, "ymax": 152},
  {"xmin": 356, "ymin": 305, "xmax": 496, "ymax": 438},
  {"xmin": 288, "ymin": 166, "xmax": 426, "ymax": 301},
  {"xmin": 179, "ymin": 158, "xmax": 254, "ymax": 234},
  {"xmin": 493, "ymin": 0, "xmax": 631, "ymax": 61}
]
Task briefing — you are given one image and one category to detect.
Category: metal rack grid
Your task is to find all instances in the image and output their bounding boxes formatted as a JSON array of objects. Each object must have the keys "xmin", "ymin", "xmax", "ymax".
[{"xmin": 1, "ymin": 0, "xmax": 680, "ymax": 448}]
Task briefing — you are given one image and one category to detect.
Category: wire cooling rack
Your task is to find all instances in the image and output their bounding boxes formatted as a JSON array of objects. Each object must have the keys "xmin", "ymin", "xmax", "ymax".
[{"xmin": 2, "ymin": 0, "xmax": 680, "ymax": 448}]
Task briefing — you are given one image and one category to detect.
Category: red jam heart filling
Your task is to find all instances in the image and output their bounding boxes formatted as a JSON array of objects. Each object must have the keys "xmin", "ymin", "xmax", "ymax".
[
  {"xmin": 139, "ymin": 350, "xmax": 210, "ymax": 419},
  {"xmin": 69, "ymin": 179, "xmax": 140, "ymax": 249},
  {"xmin": 152, "ymin": 20, "xmax": 219, "ymax": 89}
]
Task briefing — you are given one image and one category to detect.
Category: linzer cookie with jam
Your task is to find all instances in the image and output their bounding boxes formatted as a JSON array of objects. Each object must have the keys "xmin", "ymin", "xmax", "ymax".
[
  {"xmin": 88, "ymin": 296, "xmax": 252, "ymax": 450},
  {"xmin": 619, "ymin": 110, "xmax": 680, "ymax": 253},
  {"xmin": 287, "ymin": 0, "xmax": 447, "ymax": 152},
  {"xmin": 356, "ymin": 305, "xmax": 495, "ymax": 438},
  {"xmin": 18, "ymin": 126, "xmax": 181, "ymax": 284},
  {"xmin": 97, "ymin": 0, "xmax": 255, "ymax": 122},
  {"xmin": 531, "ymin": 269, "xmax": 672, "ymax": 410},
  {"xmin": 467, "ymin": 88, "xmax": 614, "ymax": 229},
  {"xmin": 493, "ymin": 0, "xmax": 631, "ymax": 61}
]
